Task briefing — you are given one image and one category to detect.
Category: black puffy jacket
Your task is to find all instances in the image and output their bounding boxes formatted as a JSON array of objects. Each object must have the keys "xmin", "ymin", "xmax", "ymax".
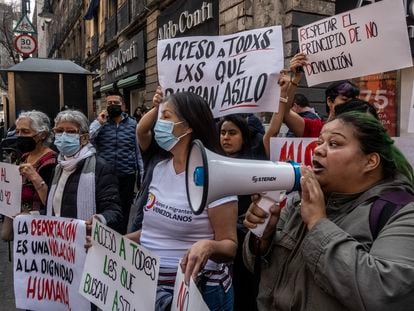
[{"xmin": 58, "ymin": 155, "xmax": 123, "ymax": 233}]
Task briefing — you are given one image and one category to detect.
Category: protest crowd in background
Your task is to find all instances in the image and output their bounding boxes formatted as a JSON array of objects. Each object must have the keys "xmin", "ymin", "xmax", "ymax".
[{"xmin": 1, "ymin": 0, "xmax": 414, "ymax": 310}]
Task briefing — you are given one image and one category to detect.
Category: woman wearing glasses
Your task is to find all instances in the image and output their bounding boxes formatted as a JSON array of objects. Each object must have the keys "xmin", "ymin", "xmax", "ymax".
[
  {"xmin": 46, "ymin": 109, "xmax": 123, "ymax": 232},
  {"xmin": 1, "ymin": 110, "xmax": 57, "ymax": 241}
]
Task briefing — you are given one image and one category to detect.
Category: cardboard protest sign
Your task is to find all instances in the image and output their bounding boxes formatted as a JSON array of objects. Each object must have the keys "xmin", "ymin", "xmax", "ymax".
[
  {"xmin": 79, "ymin": 219, "xmax": 160, "ymax": 311},
  {"xmin": 157, "ymin": 26, "xmax": 284, "ymax": 117},
  {"xmin": 13, "ymin": 215, "xmax": 89, "ymax": 311},
  {"xmin": 270, "ymin": 137, "xmax": 318, "ymax": 165},
  {"xmin": 395, "ymin": 137, "xmax": 414, "ymax": 167},
  {"xmin": 408, "ymin": 81, "xmax": 414, "ymax": 133},
  {"xmin": 0, "ymin": 162, "xmax": 21, "ymax": 218},
  {"xmin": 171, "ymin": 264, "xmax": 209, "ymax": 311},
  {"xmin": 298, "ymin": 0, "xmax": 412, "ymax": 86}
]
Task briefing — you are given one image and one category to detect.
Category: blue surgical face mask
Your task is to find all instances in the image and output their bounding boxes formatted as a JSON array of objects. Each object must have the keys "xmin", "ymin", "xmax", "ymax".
[
  {"xmin": 54, "ymin": 133, "xmax": 81, "ymax": 156},
  {"xmin": 154, "ymin": 119, "xmax": 187, "ymax": 151}
]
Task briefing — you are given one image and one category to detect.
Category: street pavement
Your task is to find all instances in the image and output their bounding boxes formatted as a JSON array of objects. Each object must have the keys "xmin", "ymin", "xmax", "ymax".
[{"xmin": 0, "ymin": 221, "xmax": 23, "ymax": 311}]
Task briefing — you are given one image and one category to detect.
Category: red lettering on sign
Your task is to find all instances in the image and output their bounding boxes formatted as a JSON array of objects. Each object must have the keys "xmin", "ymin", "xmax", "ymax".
[
  {"xmin": 278, "ymin": 140, "xmax": 318, "ymax": 166},
  {"xmin": 176, "ymin": 281, "xmax": 189, "ymax": 311},
  {"xmin": 0, "ymin": 167, "xmax": 9, "ymax": 183},
  {"xmin": 26, "ymin": 276, "xmax": 70, "ymax": 307}
]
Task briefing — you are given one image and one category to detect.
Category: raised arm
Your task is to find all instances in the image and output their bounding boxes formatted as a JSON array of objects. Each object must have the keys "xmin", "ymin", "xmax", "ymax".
[
  {"xmin": 136, "ymin": 86, "xmax": 163, "ymax": 152},
  {"xmin": 263, "ymin": 71, "xmax": 290, "ymax": 158},
  {"xmin": 282, "ymin": 53, "xmax": 308, "ymax": 137},
  {"xmin": 263, "ymin": 53, "xmax": 306, "ymax": 157}
]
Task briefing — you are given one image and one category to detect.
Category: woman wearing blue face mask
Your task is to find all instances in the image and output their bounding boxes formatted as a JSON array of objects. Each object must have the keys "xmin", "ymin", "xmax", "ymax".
[
  {"xmin": 46, "ymin": 110, "xmax": 123, "ymax": 234},
  {"xmin": 127, "ymin": 88, "xmax": 238, "ymax": 311}
]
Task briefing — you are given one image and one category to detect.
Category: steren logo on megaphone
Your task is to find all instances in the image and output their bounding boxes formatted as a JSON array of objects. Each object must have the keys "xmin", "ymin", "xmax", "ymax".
[{"xmin": 252, "ymin": 176, "xmax": 277, "ymax": 183}]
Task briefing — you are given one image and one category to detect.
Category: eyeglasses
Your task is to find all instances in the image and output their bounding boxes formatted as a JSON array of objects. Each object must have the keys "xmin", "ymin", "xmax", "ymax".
[{"xmin": 53, "ymin": 128, "xmax": 79, "ymax": 135}]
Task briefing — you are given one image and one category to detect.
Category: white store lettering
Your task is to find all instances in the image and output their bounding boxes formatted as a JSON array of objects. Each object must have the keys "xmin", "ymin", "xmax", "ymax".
[
  {"xmin": 106, "ymin": 41, "xmax": 138, "ymax": 73},
  {"xmin": 158, "ymin": 1, "xmax": 214, "ymax": 40}
]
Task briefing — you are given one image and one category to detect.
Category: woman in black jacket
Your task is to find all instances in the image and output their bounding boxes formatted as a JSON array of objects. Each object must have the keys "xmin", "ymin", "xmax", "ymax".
[{"xmin": 46, "ymin": 109, "xmax": 123, "ymax": 232}]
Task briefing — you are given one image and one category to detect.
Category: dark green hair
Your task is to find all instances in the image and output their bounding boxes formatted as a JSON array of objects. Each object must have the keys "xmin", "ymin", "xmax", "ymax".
[{"xmin": 335, "ymin": 111, "xmax": 414, "ymax": 185}]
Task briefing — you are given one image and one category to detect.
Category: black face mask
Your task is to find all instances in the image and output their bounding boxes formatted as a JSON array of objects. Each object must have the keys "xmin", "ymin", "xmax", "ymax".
[
  {"xmin": 107, "ymin": 105, "xmax": 122, "ymax": 118},
  {"xmin": 16, "ymin": 136, "xmax": 37, "ymax": 153}
]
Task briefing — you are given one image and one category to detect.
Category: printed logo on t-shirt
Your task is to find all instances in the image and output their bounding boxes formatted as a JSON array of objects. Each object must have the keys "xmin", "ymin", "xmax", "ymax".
[
  {"xmin": 144, "ymin": 192, "xmax": 193, "ymax": 223},
  {"xmin": 145, "ymin": 192, "xmax": 156, "ymax": 210}
]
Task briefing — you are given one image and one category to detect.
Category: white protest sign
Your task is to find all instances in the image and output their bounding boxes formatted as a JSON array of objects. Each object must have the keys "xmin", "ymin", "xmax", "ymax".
[
  {"xmin": 270, "ymin": 137, "xmax": 318, "ymax": 165},
  {"xmin": 395, "ymin": 137, "xmax": 414, "ymax": 167},
  {"xmin": 157, "ymin": 26, "xmax": 284, "ymax": 117},
  {"xmin": 408, "ymin": 81, "xmax": 414, "ymax": 133},
  {"xmin": 0, "ymin": 162, "xmax": 22, "ymax": 218},
  {"xmin": 79, "ymin": 219, "xmax": 160, "ymax": 311},
  {"xmin": 171, "ymin": 264, "xmax": 209, "ymax": 311},
  {"xmin": 13, "ymin": 215, "xmax": 89, "ymax": 311},
  {"xmin": 298, "ymin": 0, "xmax": 413, "ymax": 86}
]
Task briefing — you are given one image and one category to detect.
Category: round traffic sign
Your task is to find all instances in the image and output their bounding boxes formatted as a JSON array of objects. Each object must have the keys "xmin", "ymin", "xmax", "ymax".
[{"xmin": 14, "ymin": 34, "xmax": 37, "ymax": 55}]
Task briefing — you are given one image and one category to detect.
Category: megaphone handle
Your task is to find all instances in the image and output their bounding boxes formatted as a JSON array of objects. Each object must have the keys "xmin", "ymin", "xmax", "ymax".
[{"xmin": 250, "ymin": 196, "xmax": 276, "ymax": 238}]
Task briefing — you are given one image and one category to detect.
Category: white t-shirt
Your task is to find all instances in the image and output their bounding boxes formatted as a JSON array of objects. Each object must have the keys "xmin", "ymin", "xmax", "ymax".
[{"xmin": 140, "ymin": 158, "xmax": 236, "ymax": 269}]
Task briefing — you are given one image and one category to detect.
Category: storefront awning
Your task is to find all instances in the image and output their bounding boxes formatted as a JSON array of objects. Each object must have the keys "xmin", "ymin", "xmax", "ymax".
[
  {"xmin": 100, "ymin": 82, "xmax": 115, "ymax": 93},
  {"xmin": 117, "ymin": 74, "xmax": 141, "ymax": 89}
]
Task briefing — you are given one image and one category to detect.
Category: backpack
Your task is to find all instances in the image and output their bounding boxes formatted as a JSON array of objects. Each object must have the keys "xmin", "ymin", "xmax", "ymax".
[{"xmin": 369, "ymin": 191, "xmax": 414, "ymax": 239}]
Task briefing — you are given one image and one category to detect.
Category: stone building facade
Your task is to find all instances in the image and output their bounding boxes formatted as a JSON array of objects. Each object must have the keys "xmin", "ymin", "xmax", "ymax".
[{"xmin": 42, "ymin": 0, "xmax": 414, "ymax": 136}]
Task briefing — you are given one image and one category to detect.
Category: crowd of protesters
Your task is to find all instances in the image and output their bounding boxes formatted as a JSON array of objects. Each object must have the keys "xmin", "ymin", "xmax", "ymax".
[{"xmin": 1, "ymin": 52, "xmax": 414, "ymax": 311}]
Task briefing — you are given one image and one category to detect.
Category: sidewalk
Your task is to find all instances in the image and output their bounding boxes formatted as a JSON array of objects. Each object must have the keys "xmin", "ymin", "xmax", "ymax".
[{"xmin": 0, "ymin": 221, "xmax": 23, "ymax": 311}]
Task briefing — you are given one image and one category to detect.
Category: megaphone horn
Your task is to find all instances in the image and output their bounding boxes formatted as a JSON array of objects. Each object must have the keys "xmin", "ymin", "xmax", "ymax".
[{"xmin": 186, "ymin": 139, "xmax": 301, "ymax": 215}]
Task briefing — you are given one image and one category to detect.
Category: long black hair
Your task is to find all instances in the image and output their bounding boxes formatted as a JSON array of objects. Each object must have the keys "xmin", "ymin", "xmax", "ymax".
[
  {"xmin": 218, "ymin": 114, "xmax": 251, "ymax": 158},
  {"xmin": 167, "ymin": 92, "xmax": 220, "ymax": 153},
  {"xmin": 334, "ymin": 98, "xmax": 378, "ymax": 119},
  {"xmin": 325, "ymin": 80, "xmax": 360, "ymax": 113}
]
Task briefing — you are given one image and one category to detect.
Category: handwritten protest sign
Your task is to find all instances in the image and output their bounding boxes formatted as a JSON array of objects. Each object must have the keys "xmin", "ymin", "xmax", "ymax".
[
  {"xmin": 157, "ymin": 26, "xmax": 284, "ymax": 117},
  {"xmin": 13, "ymin": 215, "xmax": 89, "ymax": 311},
  {"xmin": 270, "ymin": 137, "xmax": 318, "ymax": 165},
  {"xmin": 0, "ymin": 162, "xmax": 21, "ymax": 218},
  {"xmin": 171, "ymin": 264, "xmax": 209, "ymax": 311},
  {"xmin": 298, "ymin": 0, "xmax": 412, "ymax": 86},
  {"xmin": 79, "ymin": 219, "xmax": 160, "ymax": 311},
  {"xmin": 395, "ymin": 137, "xmax": 414, "ymax": 167},
  {"xmin": 408, "ymin": 81, "xmax": 414, "ymax": 133}
]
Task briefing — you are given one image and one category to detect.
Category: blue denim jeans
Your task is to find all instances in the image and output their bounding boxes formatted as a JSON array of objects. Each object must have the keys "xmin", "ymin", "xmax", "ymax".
[{"xmin": 202, "ymin": 284, "xmax": 234, "ymax": 311}]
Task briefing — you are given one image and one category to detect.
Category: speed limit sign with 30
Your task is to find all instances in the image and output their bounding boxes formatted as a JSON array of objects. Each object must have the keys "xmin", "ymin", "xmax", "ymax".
[{"xmin": 14, "ymin": 34, "xmax": 37, "ymax": 55}]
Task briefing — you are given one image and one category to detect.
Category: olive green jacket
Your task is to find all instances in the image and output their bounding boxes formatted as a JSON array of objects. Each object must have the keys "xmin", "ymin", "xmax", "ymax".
[{"xmin": 243, "ymin": 175, "xmax": 414, "ymax": 311}]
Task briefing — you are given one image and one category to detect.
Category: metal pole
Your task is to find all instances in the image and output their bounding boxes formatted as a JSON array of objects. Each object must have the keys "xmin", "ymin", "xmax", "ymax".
[{"xmin": 8, "ymin": 241, "xmax": 11, "ymax": 262}]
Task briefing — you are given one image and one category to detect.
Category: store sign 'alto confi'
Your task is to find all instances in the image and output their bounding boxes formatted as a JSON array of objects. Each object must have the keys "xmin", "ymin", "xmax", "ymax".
[{"xmin": 158, "ymin": 2, "xmax": 214, "ymax": 40}]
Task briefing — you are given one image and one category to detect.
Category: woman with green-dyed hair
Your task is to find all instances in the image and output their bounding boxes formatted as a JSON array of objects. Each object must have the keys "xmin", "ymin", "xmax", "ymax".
[
  {"xmin": 243, "ymin": 111, "xmax": 414, "ymax": 311},
  {"xmin": 337, "ymin": 111, "xmax": 413, "ymax": 185}
]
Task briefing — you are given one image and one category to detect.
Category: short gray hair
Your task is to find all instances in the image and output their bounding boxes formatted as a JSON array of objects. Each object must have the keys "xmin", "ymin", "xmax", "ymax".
[
  {"xmin": 17, "ymin": 110, "xmax": 52, "ymax": 144},
  {"xmin": 54, "ymin": 110, "xmax": 89, "ymax": 133}
]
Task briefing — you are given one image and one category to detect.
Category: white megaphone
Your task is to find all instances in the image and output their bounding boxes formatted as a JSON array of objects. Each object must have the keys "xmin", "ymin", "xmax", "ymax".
[{"xmin": 186, "ymin": 140, "xmax": 301, "ymax": 225}]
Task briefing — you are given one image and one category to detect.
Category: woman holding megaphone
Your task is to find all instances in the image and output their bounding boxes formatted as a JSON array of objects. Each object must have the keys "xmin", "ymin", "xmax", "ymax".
[
  {"xmin": 127, "ymin": 89, "xmax": 237, "ymax": 311},
  {"xmin": 243, "ymin": 112, "xmax": 414, "ymax": 310}
]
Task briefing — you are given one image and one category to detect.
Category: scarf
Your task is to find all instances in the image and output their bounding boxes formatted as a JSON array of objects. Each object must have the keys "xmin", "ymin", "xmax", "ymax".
[{"xmin": 47, "ymin": 143, "xmax": 96, "ymax": 220}]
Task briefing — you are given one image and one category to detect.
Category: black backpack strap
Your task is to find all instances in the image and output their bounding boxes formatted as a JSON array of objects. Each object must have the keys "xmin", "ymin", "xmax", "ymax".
[
  {"xmin": 129, "ymin": 144, "xmax": 168, "ymax": 232},
  {"xmin": 370, "ymin": 191, "xmax": 414, "ymax": 239}
]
